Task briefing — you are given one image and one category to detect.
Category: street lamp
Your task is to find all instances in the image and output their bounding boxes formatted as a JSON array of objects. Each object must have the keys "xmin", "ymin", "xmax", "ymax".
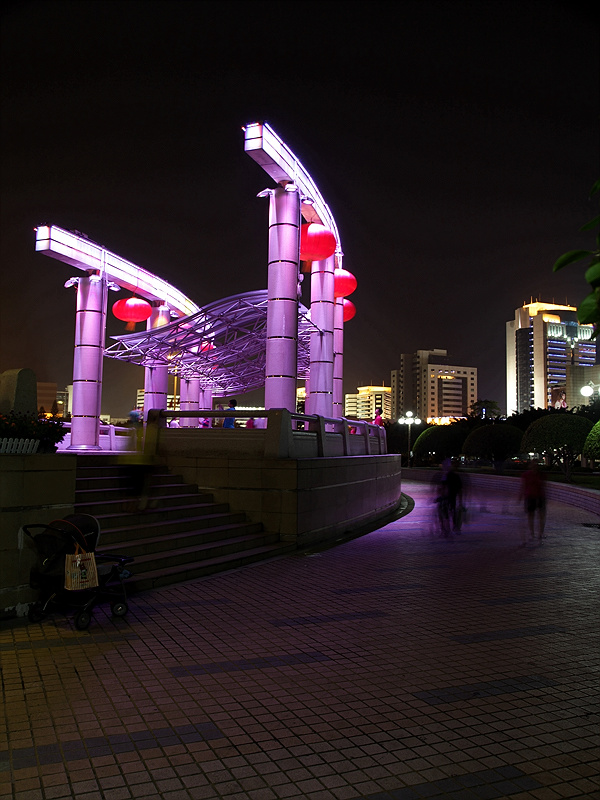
[
  {"xmin": 398, "ymin": 410, "xmax": 421, "ymax": 468},
  {"xmin": 580, "ymin": 381, "xmax": 599, "ymax": 400}
]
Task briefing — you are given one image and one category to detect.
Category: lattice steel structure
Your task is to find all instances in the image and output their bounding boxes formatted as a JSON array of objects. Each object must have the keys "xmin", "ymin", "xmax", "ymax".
[{"xmin": 105, "ymin": 290, "xmax": 318, "ymax": 395}]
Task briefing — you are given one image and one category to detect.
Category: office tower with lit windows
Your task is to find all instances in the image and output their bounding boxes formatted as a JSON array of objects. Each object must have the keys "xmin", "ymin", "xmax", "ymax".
[
  {"xmin": 344, "ymin": 385, "xmax": 392, "ymax": 420},
  {"xmin": 506, "ymin": 301, "xmax": 597, "ymax": 414},
  {"xmin": 391, "ymin": 350, "xmax": 477, "ymax": 422}
]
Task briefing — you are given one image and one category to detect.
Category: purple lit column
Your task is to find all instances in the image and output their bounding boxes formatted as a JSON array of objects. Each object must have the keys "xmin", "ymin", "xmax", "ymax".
[
  {"xmin": 143, "ymin": 305, "xmax": 170, "ymax": 418},
  {"xmin": 305, "ymin": 254, "xmax": 334, "ymax": 418},
  {"xmin": 333, "ymin": 297, "xmax": 344, "ymax": 416},
  {"xmin": 265, "ymin": 186, "xmax": 301, "ymax": 412},
  {"xmin": 200, "ymin": 388, "xmax": 213, "ymax": 426},
  {"xmin": 69, "ymin": 272, "xmax": 107, "ymax": 449},
  {"xmin": 179, "ymin": 378, "xmax": 200, "ymax": 427}
]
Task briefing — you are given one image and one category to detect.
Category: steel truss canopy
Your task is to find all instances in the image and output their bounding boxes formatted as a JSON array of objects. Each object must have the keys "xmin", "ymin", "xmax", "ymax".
[
  {"xmin": 105, "ymin": 290, "xmax": 319, "ymax": 395},
  {"xmin": 244, "ymin": 121, "xmax": 342, "ymax": 263}
]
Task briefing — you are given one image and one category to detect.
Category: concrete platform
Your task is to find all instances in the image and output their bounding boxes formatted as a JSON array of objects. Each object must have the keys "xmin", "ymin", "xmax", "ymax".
[{"xmin": 1, "ymin": 480, "xmax": 599, "ymax": 799}]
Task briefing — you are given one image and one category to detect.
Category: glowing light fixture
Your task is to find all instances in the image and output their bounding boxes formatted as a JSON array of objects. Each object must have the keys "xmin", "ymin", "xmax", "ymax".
[{"xmin": 398, "ymin": 410, "xmax": 422, "ymax": 468}]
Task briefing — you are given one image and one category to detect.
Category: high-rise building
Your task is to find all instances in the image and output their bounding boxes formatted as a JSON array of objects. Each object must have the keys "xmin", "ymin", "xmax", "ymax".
[
  {"xmin": 344, "ymin": 385, "xmax": 392, "ymax": 421},
  {"xmin": 506, "ymin": 302, "xmax": 597, "ymax": 414},
  {"xmin": 391, "ymin": 350, "xmax": 477, "ymax": 422}
]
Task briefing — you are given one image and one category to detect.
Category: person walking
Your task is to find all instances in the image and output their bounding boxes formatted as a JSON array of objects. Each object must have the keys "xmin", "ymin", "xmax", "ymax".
[
  {"xmin": 519, "ymin": 460, "xmax": 546, "ymax": 544},
  {"xmin": 223, "ymin": 398, "xmax": 237, "ymax": 429}
]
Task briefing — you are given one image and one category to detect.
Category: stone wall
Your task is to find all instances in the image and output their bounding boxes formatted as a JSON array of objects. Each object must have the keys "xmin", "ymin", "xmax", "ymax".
[
  {"xmin": 160, "ymin": 452, "xmax": 403, "ymax": 548},
  {"xmin": 0, "ymin": 454, "xmax": 76, "ymax": 619}
]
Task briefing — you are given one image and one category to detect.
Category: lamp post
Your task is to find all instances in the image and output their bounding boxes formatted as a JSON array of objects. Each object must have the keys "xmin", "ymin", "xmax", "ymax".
[
  {"xmin": 398, "ymin": 410, "xmax": 421, "ymax": 468},
  {"xmin": 580, "ymin": 381, "xmax": 600, "ymax": 401}
]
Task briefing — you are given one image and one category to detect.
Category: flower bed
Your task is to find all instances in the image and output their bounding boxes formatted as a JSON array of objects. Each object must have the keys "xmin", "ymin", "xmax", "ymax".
[{"xmin": 0, "ymin": 413, "xmax": 66, "ymax": 454}]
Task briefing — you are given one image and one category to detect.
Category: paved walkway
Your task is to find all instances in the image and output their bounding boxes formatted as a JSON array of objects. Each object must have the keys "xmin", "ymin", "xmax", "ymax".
[{"xmin": 1, "ymin": 480, "xmax": 599, "ymax": 800}]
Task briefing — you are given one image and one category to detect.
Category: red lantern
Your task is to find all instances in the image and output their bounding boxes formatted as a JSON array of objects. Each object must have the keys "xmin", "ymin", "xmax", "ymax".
[
  {"xmin": 200, "ymin": 341, "xmax": 215, "ymax": 352},
  {"xmin": 334, "ymin": 268, "xmax": 357, "ymax": 298},
  {"xmin": 300, "ymin": 223, "xmax": 336, "ymax": 262},
  {"xmin": 112, "ymin": 297, "xmax": 152, "ymax": 331},
  {"xmin": 342, "ymin": 298, "xmax": 356, "ymax": 322}
]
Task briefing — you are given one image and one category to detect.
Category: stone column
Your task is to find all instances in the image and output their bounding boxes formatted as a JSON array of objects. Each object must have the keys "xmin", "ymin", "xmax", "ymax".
[
  {"xmin": 69, "ymin": 272, "xmax": 107, "ymax": 450},
  {"xmin": 305, "ymin": 253, "xmax": 335, "ymax": 418},
  {"xmin": 199, "ymin": 387, "xmax": 213, "ymax": 426},
  {"xmin": 179, "ymin": 377, "xmax": 200, "ymax": 427},
  {"xmin": 143, "ymin": 305, "xmax": 170, "ymax": 419},
  {"xmin": 265, "ymin": 186, "xmax": 300, "ymax": 412},
  {"xmin": 333, "ymin": 297, "xmax": 344, "ymax": 417}
]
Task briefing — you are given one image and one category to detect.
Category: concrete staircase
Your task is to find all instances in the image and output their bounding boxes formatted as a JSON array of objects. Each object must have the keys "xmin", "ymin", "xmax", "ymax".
[{"xmin": 74, "ymin": 457, "xmax": 295, "ymax": 592}]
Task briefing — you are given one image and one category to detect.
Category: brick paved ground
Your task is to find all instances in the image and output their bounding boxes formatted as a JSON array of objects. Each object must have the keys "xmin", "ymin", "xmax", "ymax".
[{"xmin": 1, "ymin": 480, "xmax": 599, "ymax": 800}]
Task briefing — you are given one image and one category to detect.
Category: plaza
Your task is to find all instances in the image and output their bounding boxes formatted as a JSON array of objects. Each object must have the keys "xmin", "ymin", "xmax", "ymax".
[{"xmin": 1, "ymin": 480, "xmax": 598, "ymax": 800}]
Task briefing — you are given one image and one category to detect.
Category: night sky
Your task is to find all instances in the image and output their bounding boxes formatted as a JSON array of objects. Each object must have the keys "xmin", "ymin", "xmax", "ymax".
[{"xmin": 1, "ymin": 0, "xmax": 598, "ymax": 417}]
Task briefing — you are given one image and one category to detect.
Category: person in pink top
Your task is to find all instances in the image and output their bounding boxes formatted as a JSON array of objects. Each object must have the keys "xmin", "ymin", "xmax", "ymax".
[
  {"xmin": 519, "ymin": 460, "xmax": 546, "ymax": 544},
  {"xmin": 373, "ymin": 407, "xmax": 383, "ymax": 427}
]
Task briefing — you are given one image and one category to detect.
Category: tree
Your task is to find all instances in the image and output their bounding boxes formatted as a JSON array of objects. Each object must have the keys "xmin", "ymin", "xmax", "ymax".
[
  {"xmin": 553, "ymin": 178, "xmax": 600, "ymax": 337},
  {"xmin": 469, "ymin": 399, "xmax": 501, "ymax": 419},
  {"xmin": 583, "ymin": 421, "xmax": 600, "ymax": 461},
  {"xmin": 508, "ymin": 407, "xmax": 551, "ymax": 432},
  {"xmin": 520, "ymin": 413, "xmax": 593, "ymax": 481},
  {"xmin": 573, "ymin": 396, "xmax": 600, "ymax": 425},
  {"xmin": 412, "ymin": 425, "xmax": 468, "ymax": 465},
  {"xmin": 462, "ymin": 424, "xmax": 523, "ymax": 468}
]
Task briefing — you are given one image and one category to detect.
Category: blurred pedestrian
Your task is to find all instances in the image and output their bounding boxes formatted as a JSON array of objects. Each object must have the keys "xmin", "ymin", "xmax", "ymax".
[
  {"xmin": 519, "ymin": 460, "xmax": 546, "ymax": 544},
  {"xmin": 373, "ymin": 407, "xmax": 383, "ymax": 426}
]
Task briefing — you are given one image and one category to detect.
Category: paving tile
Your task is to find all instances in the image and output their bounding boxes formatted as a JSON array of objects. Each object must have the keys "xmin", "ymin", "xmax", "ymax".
[{"xmin": 1, "ymin": 480, "xmax": 598, "ymax": 800}]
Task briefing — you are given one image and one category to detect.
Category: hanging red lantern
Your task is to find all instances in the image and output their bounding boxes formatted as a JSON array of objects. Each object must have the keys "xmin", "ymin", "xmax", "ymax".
[
  {"xmin": 112, "ymin": 297, "xmax": 152, "ymax": 331},
  {"xmin": 334, "ymin": 268, "xmax": 357, "ymax": 298},
  {"xmin": 300, "ymin": 223, "xmax": 336, "ymax": 262},
  {"xmin": 342, "ymin": 298, "xmax": 356, "ymax": 322}
]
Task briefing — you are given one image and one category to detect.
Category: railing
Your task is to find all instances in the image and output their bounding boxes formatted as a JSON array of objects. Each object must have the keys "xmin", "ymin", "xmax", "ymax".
[
  {"xmin": 144, "ymin": 408, "xmax": 387, "ymax": 459},
  {"xmin": 56, "ymin": 422, "xmax": 137, "ymax": 453}
]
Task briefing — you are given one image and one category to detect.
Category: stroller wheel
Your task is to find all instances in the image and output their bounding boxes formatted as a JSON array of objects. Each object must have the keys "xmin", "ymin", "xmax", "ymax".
[
  {"xmin": 28, "ymin": 602, "xmax": 45, "ymax": 623},
  {"xmin": 74, "ymin": 610, "xmax": 92, "ymax": 630},
  {"xmin": 111, "ymin": 601, "xmax": 128, "ymax": 617}
]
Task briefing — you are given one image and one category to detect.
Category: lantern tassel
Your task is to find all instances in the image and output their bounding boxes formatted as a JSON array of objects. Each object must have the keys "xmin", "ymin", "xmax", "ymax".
[
  {"xmin": 125, "ymin": 321, "xmax": 136, "ymax": 331},
  {"xmin": 301, "ymin": 260, "xmax": 312, "ymax": 273}
]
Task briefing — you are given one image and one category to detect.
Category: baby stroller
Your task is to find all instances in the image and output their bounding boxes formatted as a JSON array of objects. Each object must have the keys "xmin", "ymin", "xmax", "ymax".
[{"xmin": 24, "ymin": 513, "xmax": 134, "ymax": 630}]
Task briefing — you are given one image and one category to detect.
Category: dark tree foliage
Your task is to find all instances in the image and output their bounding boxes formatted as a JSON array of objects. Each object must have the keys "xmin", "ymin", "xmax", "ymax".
[
  {"xmin": 553, "ymin": 179, "xmax": 600, "ymax": 337},
  {"xmin": 386, "ymin": 421, "xmax": 428, "ymax": 456},
  {"xmin": 583, "ymin": 421, "xmax": 600, "ymax": 460},
  {"xmin": 521, "ymin": 413, "xmax": 593, "ymax": 481},
  {"xmin": 572, "ymin": 397, "xmax": 600, "ymax": 425},
  {"xmin": 507, "ymin": 407, "xmax": 552, "ymax": 432},
  {"xmin": 462, "ymin": 424, "xmax": 524, "ymax": 465},
  {"xmin": 469, "ymin": 399, "xmax": 501, "ymax": 418},
  {"xmin": 412, "ymin": 425, "xmax": 468, "ymax": 465}
]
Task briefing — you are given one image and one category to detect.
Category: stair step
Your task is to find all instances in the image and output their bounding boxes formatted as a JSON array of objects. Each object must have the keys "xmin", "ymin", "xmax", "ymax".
[
  {"xmin": 75, "ymin": 484, "xmax": 210, "ymax": 502},
  {"xmin": 129, "ymin": 542, "xmax": 296, "ymax": 591},
  {"xmin": 99, "ymin": 521, "xmax": 264, "ymax": 556},
  {"xmin": 75, "ymin": 501, "xmax": 240, "ymax": 528},
  {"xmin": 128, "ymin": 531, "xmax": 281, "ymax": 570},
  {"xmin": 71, "ymin": 456, "xmax": 294, "ymax": 591},
  {"xmin": 96, "ymin": 513, "xmax": 253, "ymax": 543}
]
